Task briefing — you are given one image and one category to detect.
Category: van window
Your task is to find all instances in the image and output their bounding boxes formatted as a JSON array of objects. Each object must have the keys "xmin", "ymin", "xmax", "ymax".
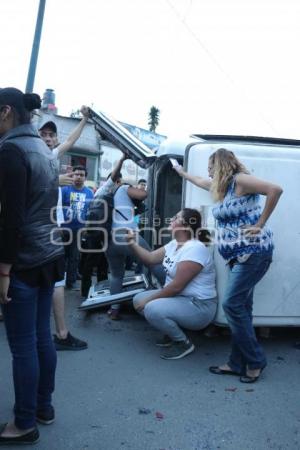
[{"xmin": 154, "ymin": 160, "xmax": 183, "ymax": 247}]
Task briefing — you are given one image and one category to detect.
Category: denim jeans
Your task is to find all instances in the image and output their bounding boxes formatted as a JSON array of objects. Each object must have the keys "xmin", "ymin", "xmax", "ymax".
[
  {"xmin": 80, "ymin": 233, "xmax": 108, "ymax": 297},
  {"xmin": 133, "ymin": 289, "xmax": 217, "ymax": 341},
  {"xmin": 222, "ymin": 252, "xmax": 272, "ymax": 373},
  {"xmin": 1, "ymin": 275, "xmax": 56, "ymax": 429}
]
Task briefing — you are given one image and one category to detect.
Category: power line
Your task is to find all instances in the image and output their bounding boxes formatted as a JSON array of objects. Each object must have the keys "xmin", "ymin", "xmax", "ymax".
[
  {"xmin": 182, "ymin": 0, "xmax": 193, "ymax": 23},
  {"xmin": 165, "ymin": 0, "xmax": 278, "ymax": 134}
]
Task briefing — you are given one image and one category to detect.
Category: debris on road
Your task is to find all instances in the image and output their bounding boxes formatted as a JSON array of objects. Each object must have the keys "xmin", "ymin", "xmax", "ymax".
[{"xmin": 139, "ymin": 408, "xmax": 151, "ymax": 415}]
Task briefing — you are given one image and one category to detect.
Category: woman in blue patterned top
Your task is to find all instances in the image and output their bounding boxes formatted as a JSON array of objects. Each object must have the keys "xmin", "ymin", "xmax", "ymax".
[{"xmin": 174, "ymin": 148, "xmax": 283, "ymax": 383}]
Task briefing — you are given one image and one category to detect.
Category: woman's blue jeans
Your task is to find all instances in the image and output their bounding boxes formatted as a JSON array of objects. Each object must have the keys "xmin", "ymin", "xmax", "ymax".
[
  {"xmin": 222, "ymin": 252, "xmax": 272, "ymax": 373},
  {"xmin": 1, "ymin": 275, "xmax": 57, "ymax": 430}
]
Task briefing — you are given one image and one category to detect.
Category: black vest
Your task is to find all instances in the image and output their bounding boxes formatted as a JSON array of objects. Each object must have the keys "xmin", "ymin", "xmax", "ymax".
[{"xmin": 0, "ymin": 124, "xmax": 64, "ymax": 270}]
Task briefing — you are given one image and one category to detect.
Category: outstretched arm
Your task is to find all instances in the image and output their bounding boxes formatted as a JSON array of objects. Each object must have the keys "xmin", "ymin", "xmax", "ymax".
[
  {"xmin": 173, "ymin": 165, "xmax": 211, "ymax": 191},
  {"xmin": 111, "ymin": 153, "xmax": 128, "ymax": 182},
  {"xmin": 127, "ymin": 230, "xmax": 165, "ymax": 265},
  {"xmin": 56, "ymin": 106, "xmax": 90, "ymax": 159},
  {"xmin": 127, "ymin": 186, "xmax": 147, "ymax": 201}
]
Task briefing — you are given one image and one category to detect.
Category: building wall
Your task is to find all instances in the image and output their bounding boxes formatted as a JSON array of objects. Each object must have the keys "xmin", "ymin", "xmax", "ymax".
[
  {"xmin": 35, "ymin": 112, "xmax": 165, "ymax": 190},
  {"xmin": 121, "ymin": 122, "xmax": 167, "ymax": 150},
  {"xmin": 98, "ymin": 143, "xmax": 147, "ymax": 187}
]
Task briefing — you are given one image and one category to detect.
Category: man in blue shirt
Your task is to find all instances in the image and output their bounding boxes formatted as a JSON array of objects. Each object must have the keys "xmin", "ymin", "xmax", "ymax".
[{"xmin": 62, "ymin": 165, "xmax": 94, "ymax": 289}]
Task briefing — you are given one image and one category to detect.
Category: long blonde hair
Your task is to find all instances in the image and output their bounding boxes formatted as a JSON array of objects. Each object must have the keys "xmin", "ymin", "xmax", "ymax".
[{"xmin": 210, "ymin": 148, "xmax": 249, "ymax": 201}]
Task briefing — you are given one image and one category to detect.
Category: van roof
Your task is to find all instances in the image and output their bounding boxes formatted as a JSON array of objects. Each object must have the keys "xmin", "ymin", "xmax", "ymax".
[{"xmin": 191, "ymin": 134, "xmax": 300, "ymax": 146}]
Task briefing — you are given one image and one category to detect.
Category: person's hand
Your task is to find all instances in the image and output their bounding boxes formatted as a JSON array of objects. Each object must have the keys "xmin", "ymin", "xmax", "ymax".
[
  {"xmin": 59, "ymin": 173, "xmax": 74, "ymax": 186},
  {"xmin": 241, "ymin": 224, "xmax": 263, "ymax": 237},
  {"xmin": 80, "ymin": 105, "xmax": 90, "ymax": 119},
  {"xmin": 173, "ymin": 164, "xmax": 185, "ymax": 177},
  {"xmin": 0, "ymin": 276, "xmax": 11, "ymax": 304},
  {"xmin": 126, "ymin": 229, "xmax": 137, "ymax": 245},
  {"xmin": 135, "ymin": 297, "xmax": 152, "ymax": 313},
  {"xmin": 120, "ymin": 152, "xmax": 129, "ymax": 162}
]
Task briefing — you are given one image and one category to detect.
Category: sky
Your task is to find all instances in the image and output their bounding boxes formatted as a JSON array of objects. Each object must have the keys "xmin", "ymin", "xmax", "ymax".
[{"xmin": 1, "ymin": 0, "xmax": 300, "ymax": 139}]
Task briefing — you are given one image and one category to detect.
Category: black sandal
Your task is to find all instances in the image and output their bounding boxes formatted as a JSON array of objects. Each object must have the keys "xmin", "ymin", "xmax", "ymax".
[
  {"xmin": 239, "ymin": 366, "xmax": 266, "ymax": 384},
  {"xmin": 0, "ymin": 423, "xmax": 39, "ymax": 446},
  {"xmin": 209, "ymin": 366, "xmax": 241, "ymax": 376}
]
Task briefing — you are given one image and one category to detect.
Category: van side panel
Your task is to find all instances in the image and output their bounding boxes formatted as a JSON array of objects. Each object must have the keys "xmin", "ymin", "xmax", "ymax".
[{"xmin": 185, "ymin": 143, "xmax": 300, "ymax": 326}]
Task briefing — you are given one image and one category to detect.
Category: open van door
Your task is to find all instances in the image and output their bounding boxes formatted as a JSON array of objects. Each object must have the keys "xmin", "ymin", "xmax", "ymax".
[
  {"xmin": 80, "ymin": 109, "xmax": 158, "ymax": 311},
  {"xmin": 89, "ymin": 109, "xmax": 157, "ymax": 168},
  {"xmin": 184, "ymin": 136, "xmax": 300, "ymax": 326}
]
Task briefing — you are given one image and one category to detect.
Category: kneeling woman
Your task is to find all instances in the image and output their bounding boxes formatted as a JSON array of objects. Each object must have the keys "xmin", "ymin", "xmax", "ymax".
[{"xmin": 129, "ymin": 208, "xmax": 217, "ymax": 360}]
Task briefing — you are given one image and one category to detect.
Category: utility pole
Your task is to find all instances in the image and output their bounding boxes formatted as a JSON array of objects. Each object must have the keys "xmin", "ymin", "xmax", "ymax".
[{"xmin": 25, "ymin": 0, "xmax": 47, "ymax": 93}]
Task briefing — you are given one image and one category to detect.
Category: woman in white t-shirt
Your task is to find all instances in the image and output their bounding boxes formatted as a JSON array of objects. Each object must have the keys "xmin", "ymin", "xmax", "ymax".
[{"xmin": 130, "ymin": 208, "xmax": 217, "ymax": 360}]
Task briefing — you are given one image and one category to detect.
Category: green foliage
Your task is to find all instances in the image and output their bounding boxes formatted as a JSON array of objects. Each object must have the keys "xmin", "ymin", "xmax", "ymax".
[
  {"xmin": 70, "ymin": 109, "xmax": 81, "ymax": 118},
  {"xmin": 148, "ymin": 106, "xmax": 160, "ymax": 132}
]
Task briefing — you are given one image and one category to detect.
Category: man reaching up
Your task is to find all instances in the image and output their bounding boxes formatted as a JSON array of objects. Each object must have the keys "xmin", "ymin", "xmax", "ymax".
[{"xmin": 39, "ymin": 106, "xmax": 89, "ymax": 350}]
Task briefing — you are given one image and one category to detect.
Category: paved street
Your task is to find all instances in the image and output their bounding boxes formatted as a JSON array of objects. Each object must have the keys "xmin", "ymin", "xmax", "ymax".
[{"xmin": 1, "ymin": 289, "xmax": 300, "ymax": 450}]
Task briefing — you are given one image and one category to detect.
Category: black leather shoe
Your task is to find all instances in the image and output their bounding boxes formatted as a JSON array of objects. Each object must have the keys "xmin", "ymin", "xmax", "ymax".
[
  {"xmin": 36, "ymin": 405, "xmax": 55, "ymax": 425},
  {"xmin": 0, "ymin": 423, "xmax": 39, "ymax": 445}
]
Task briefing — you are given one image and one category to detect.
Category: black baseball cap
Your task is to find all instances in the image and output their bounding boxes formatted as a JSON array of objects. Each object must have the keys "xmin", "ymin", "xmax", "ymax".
[{"xmin": 39, "ymin": 121, "xmax": 57, "ymax": 134}]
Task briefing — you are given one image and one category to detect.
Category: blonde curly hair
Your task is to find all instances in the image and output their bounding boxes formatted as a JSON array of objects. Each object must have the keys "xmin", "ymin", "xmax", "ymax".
[{"xmin": 210, "ymin": 148, "xmax": 249, "ymax": 201}]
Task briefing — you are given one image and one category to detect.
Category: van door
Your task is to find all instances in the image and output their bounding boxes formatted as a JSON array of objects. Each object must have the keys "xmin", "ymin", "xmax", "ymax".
[
  {"xmin": 145, "ymin": 156, "xmax": 184, "ymax": 248},
  {"xmin": 89, "ymin": 109, "xmax": 157, "ymax": 168},
  {"xmin": 184, "ymin": 140, "xmax": 300, "ymax": 326}
]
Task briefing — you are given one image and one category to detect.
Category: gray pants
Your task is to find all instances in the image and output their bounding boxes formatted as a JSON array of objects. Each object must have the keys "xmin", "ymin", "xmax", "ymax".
[
  {"xmin": 133, "ymin": 289, "xmax": 217, "ymax": 341},
  {"xmin": 106, "ymin": 232, "xmax": 166, "ymax": 310}
]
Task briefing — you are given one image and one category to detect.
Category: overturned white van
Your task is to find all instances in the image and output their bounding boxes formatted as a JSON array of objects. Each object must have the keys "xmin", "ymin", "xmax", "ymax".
[
  {"xmin": 151, "ymin": 135, "xmax": 300, "ymax": 326},
  {"xmin": 81, "ymin": 110, "xmax": 300, "ymax": 326}
]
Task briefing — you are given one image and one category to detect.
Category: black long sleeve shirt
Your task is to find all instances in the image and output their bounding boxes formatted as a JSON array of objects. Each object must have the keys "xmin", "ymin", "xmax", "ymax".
[{"xmin": 0, "ymin": 143, "xmax": 27, "ymax": 263}]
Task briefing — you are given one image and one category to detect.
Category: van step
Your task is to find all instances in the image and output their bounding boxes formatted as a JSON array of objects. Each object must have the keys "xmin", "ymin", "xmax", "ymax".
[{"xmin": 78, "ymin": 274, "xmax": 149, "ymax": 311}]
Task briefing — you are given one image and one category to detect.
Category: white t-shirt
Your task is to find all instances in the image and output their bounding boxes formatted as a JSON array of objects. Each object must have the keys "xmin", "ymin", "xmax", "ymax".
[
  {"xmin": 52, "ymin": 147, "xmax": 59, "ymax": 159},
  {"xmin": 163, "ymin": 239, "xmax": 216, "ymax": 299},
  {"xmin": 51, "ymin": 147, "xmax": 64, "ymax": 226},
  {"xmin": 112, "ymin": 185, "xmax": 137, "ymax": 230}
]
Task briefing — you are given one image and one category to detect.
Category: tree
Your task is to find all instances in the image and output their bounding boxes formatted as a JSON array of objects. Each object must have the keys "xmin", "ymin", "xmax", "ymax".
[
  {"xmin": 148, "ymin": 106, "xmax": 160, "ymax": 133},
  {"xmin": 70, "ymin": 103, "xmax": 93, "ymax": 118},
  {"xmin": 70, "ymin": 109, "xmax": 81, "ymax": 118}
]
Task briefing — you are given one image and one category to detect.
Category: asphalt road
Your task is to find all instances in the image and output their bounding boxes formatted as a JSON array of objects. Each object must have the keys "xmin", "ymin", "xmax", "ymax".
[{"xmin": 1, "ymin": 289, "xmax": 300, "ymax": 450}]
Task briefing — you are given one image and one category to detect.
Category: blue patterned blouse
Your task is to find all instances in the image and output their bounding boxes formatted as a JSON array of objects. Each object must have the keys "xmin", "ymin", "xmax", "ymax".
[{"xmin": 212, "ymin": 176, "xmax": 274, "ymax": 261}]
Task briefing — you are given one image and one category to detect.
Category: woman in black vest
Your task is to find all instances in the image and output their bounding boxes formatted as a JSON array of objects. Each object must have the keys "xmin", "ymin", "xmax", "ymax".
[{"xmin": 0, "ymin": 88, "xmax": 64, "ymax": 445}]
